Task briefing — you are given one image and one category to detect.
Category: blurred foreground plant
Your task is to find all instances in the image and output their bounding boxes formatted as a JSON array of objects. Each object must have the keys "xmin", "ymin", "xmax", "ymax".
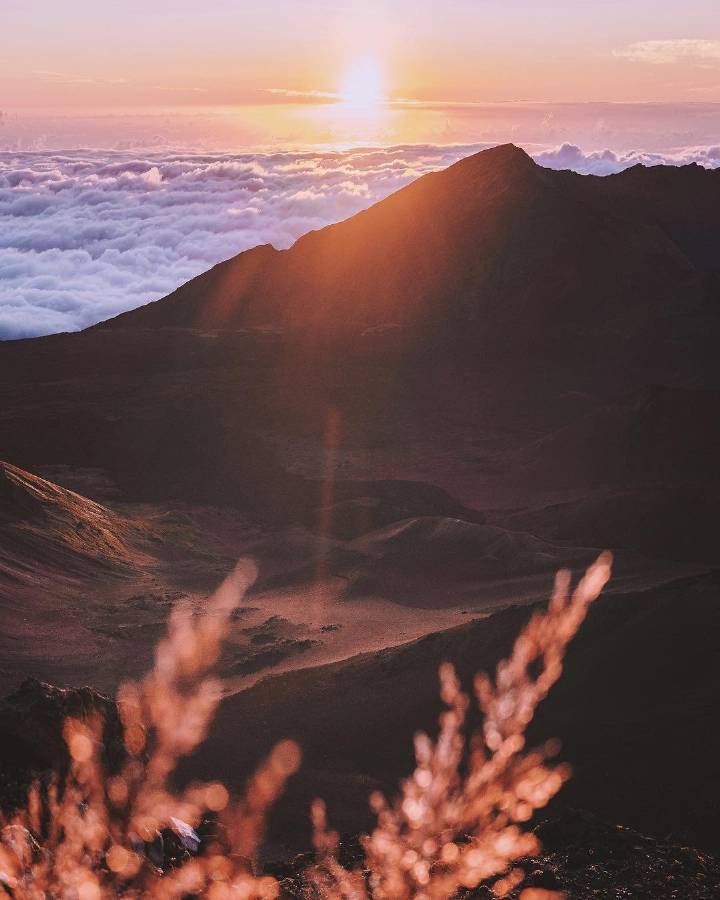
[
  {"xmin": 305, "ymin": 552, "xmax": 612, "ymax": 900},
  {"xmin": 0, "ymin": 553, "xmax": 612, "ymax": 899}
]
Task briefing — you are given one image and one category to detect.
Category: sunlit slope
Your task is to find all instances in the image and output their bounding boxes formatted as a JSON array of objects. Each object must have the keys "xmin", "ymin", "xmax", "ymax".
[
  {"xmin": 103, "ymin": 144, "xmax": 720, "ymax": 362},
  {"xmin": 0, "ymin": 461, "xmax": 136, "ymax": 584}
]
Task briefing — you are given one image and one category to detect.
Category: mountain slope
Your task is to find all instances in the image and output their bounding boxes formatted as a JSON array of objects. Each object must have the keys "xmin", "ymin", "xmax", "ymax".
[
  {"xmin": 0, "ymin": 460, "xmax": 136, "ymax": 585},
  {"xmin": 103, "ymin": 144, "xmax": 720, "ymax": 365},
  {"xmin": 185, "ymin": 571, "xmax": 720, "ymax": 856},
  {"xmin": 1, "ymin": 145, "xmax": 718, "ymax": 582}
]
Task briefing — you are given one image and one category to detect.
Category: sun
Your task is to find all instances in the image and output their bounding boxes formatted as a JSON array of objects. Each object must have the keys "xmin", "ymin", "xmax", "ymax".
[{"xmin": 340, "ymin": 57, "xmax": 387, "ymax": 110}]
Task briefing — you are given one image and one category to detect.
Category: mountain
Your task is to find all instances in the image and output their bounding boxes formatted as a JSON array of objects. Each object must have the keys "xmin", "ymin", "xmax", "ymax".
[
  {"xmin": 1, "ymin": 144, "xmax": 717, "ymax": 556},
  {"xmin": 102, "ymin": 144, "xmax": 720, "ymax": 375},
  {"xmin": 0, "ymin": 145, "xmax": 717, "ymax": 581},
  {"xmin": 1, "ymin": 144, "xmax": 720, "ymax": 867}
]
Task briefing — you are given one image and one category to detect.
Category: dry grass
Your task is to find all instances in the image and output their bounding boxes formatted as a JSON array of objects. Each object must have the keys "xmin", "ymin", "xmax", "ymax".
[{"xmin": 0, "ymin": 553, "xmax": 612, "ymax": 899}]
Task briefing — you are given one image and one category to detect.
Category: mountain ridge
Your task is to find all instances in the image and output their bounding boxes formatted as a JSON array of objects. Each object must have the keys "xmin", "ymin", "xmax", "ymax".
[
  {"xmin": 96, "ymin": 144, "xmax": 720, "ymax": 327},
  {"xmin": 98, "ymin": 143, "xmax": 719, "ymax": 371}
]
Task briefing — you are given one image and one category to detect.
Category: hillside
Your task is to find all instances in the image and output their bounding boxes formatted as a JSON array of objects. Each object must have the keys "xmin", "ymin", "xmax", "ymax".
[
  {"xmin": 184, "ymin": 571, "xmax": 720, "ymax": 857},
  {"xmin": 0, "ymin": 460, "xmax": 138, "ymax": 584}
]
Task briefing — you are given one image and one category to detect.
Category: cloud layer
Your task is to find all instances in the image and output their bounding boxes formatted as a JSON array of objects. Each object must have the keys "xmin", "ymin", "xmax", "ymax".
[{"xmin": 1, "ymin": 142, "xmax": 719, "ymax": 338}]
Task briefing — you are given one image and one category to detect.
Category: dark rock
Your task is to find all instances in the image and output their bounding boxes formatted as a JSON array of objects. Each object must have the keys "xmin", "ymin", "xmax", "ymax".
[{"xmin": 0, "ymin": 677, "xmax": 123, "ymax": 814}]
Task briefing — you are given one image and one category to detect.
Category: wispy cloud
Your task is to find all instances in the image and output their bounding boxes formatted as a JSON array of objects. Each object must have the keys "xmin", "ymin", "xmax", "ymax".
[
  {"xmin": 29, "ymin": 70, "xmax": 130, "ymax": 86},
  {"xmin": 26, "ymin": 72, "xmax": 207, "ymax": 95},
  {"xmin": 265, "ymin": 87, "xmax": 340, "ymax": 103},
  {"xmin": 263, "ymin": 91, "xmax": 552, "ymax": 110},
  {"xmin": 614, "ymin": 39, "xmax": 720, "ymax": 65}
]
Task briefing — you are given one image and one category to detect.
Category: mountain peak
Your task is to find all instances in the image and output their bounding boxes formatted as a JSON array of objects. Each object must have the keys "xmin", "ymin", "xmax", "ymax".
[
  {"xmin": 103, "ymin": 142, "xmax": 720, "ymax": 342},
  {"xmin": 443, "ymin": 142, "xmax": 536, "ymax": 179},
  {"xmin": 480, "ymin": 142, "xmax": 532, "ymax": 161}
]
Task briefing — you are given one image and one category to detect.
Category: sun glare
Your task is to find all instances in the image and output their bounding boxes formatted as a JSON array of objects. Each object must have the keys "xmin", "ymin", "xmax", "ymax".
[{"xmin": 340, "ymin": 57, "xmax": 386, "ymax": 110}]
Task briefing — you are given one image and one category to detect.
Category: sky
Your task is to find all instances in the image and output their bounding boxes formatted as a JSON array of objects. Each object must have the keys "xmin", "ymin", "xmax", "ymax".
[
  {"xmin": 1, "ymin": 1, "xmax": 719, "ymax": 337},
  {"xmin": 2, "ymin": 0, "xmax": 720, "ymax": 148},
  {"xmin": 3, "ymin": 1, "xmax": 720, "ymax": 118}
]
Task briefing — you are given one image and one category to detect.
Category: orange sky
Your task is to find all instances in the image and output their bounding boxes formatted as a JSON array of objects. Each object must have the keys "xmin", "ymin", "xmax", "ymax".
[
  {"xmin": 2, "ymin": 1, "xmax": 720, "ymax": 149},
  {"xmin": 3, "ymin": 0, "xmax": 720, "ymax": 108}
]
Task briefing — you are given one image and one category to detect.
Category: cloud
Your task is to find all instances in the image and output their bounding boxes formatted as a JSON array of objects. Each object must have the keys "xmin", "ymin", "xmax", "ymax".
[
  {"xmin": 29, "ymin": 70, "xmax": 130, "ymax": 86},
  {"xmin": 1, "ymin": 142, "xmax": 719, "ymax": 339},
  {"xmin": 614, "ymin": 39, "xmax": 720, "ymax": 65},
  {"xmin": 534, "ymin": 142, "xmax": 720, "ymax": 174},
  {"xmin": 265, "ymin": 88, "xmax": 340, "ymax": 102}
]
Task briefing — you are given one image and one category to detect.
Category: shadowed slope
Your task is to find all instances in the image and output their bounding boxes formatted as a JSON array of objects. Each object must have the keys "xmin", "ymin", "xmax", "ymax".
[{"xmin": 185, "ymin": 571, "xmax": 720, "ymax": 856}]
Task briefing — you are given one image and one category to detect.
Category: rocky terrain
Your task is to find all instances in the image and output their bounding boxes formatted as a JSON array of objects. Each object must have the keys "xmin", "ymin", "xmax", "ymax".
[
  {"xmin": 274, "ymin": 813, "xmax": 720, "ymax": 899},
  {"xmin": 1, "ymin": 144, "xmax": 718, "ymax": 893}
]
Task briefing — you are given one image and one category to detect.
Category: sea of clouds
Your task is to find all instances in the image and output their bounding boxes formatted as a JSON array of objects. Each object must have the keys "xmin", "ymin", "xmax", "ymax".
[{"xmin": 1, "ymin": 141, "xmax": 719, "ymax": 339}]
